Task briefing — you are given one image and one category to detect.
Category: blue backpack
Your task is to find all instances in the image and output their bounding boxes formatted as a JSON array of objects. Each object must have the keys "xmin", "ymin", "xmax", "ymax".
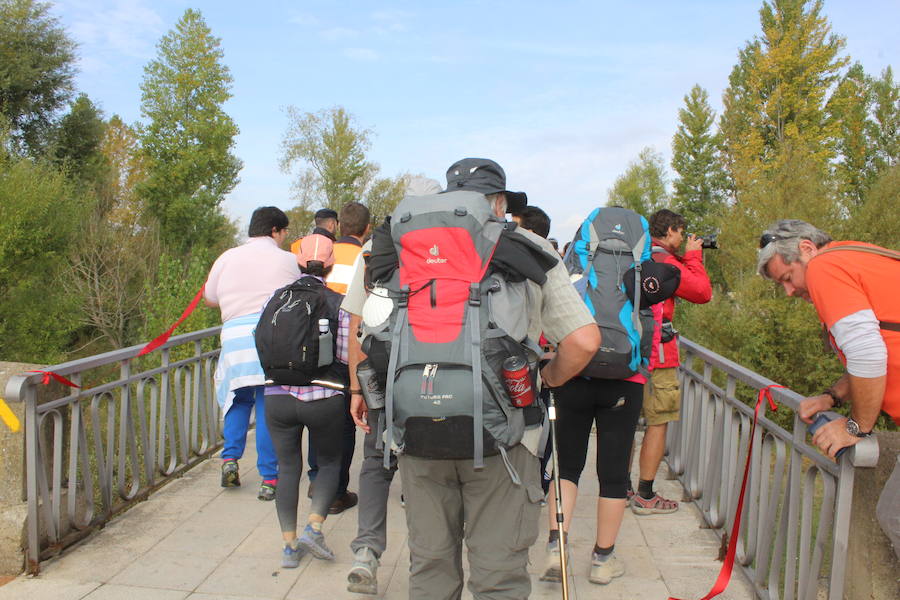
[{"xmin": 564, "ymin": 206, "xmax": 654, "ymax": 379}]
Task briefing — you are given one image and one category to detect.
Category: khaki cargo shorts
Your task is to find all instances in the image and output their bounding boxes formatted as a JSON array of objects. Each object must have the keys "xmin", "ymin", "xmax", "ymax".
[{"xmin": 642, "ymin": 367, "xmax": 681, "ymax": 426}]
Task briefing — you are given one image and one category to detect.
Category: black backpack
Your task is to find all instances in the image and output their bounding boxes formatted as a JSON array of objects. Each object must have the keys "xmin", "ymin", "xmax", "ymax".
[{"xmin": 255, "ymin": 276, "xmax": 344, "ymax": 386}]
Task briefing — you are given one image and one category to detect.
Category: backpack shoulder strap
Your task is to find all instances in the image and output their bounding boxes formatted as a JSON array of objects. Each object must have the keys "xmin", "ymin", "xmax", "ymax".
[
  {"xmin": 816, "ymin": 244, "xmax": 900, "ymax": 261},
  {"xmin": 815, "ymin": 245, "xmax": 900, "ymax": 332}
]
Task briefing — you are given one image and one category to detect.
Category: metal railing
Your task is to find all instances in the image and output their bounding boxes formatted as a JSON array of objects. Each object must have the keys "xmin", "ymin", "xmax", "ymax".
[
  {"xmin": 4, "ymin": 327, "xmax": 222, "ymax": 574},
  {"xmin": 4, "ymin": 329, "xmax": 883, "ymax": 591},
  {"xmin": 668, "ymin": 337, "xmax": 879, "ymax": 600}
]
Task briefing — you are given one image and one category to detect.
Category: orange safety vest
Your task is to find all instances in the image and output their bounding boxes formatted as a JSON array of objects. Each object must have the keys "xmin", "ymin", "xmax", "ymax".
[{"xmin": 326, "ymin": 241, "xmax": 363, "ymax": 295}]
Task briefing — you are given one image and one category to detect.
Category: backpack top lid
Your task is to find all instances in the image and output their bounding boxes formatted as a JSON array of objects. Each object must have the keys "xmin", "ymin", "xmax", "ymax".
[
  {"xmin": 568, "ymin": 206, "xmax": 651, "ymax": 289},
  {"xmin": 389, "ymin": 190, "xmax": 504, "ymax": 345}
]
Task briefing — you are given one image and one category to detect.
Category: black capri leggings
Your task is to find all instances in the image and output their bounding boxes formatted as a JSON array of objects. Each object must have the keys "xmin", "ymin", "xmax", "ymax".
[{"xmin": 553, "ymin": 378, "xmax": 643, "ymax": 499}]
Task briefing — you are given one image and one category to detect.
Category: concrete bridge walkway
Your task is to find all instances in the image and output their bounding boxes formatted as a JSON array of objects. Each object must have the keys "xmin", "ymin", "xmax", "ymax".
[{"xmin": 0, "ymin": 430, "xmax": 755, "ymax": 600}]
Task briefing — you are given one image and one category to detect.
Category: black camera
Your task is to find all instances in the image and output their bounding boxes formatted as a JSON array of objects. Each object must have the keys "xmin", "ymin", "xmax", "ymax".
[{"xmin": 689, "ymin": 233, "xmax": 718, "ymax": 250}]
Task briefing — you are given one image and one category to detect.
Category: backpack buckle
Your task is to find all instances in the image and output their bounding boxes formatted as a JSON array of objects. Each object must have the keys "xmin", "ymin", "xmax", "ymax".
[
  {"xmin": 468, "ymin": 283, "xmax": 481, "ymax": 307},
  {"xmin": 398, "ymin": 288, "xmax": 409, "ymax": 308}
]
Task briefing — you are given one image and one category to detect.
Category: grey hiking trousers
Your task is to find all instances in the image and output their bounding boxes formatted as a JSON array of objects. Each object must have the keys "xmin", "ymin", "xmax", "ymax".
[
  {"xmin": 351, "ymin": 409, "xmax": 398, "ymax": 557},
  {"xmin": 399, "ymin": 444, "xmax": 544, "ymax": 600}
]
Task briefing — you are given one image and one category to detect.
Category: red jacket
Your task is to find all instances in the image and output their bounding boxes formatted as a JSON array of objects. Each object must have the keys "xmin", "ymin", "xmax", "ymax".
[{"xmin": 652, "ymin": 242, "xmax": 712, "ymax": 368}]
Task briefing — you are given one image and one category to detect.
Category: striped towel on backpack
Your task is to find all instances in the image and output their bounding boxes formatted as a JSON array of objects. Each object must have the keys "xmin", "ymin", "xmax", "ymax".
[{"xmin": 214, "ymin": 312, "xmax": 266, "ymax": 417}]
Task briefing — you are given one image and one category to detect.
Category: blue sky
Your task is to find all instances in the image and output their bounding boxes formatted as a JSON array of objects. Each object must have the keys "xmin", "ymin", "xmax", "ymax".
[{"xmin": 53, "ymin": 0, "xmax": 899, "ymax": 242}]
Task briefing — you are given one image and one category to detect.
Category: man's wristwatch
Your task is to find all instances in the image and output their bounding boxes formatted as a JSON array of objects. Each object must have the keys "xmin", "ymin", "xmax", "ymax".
[{"xmin": 845, "ymin": 418, "xmax": 872, "ymax": 438}]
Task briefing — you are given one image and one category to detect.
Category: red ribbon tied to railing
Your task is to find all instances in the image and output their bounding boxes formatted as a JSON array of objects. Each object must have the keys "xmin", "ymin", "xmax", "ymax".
[
  {"xmin": 137, "ymin": 286, "xmax": 205, "ymax": 357},
  {"xmin": 668, "ymin": 384, "xmax": 783, "ymax": 600},
  {"xmin": 27, "ymin": 370, "xmax": 80, "ymax": 388}
]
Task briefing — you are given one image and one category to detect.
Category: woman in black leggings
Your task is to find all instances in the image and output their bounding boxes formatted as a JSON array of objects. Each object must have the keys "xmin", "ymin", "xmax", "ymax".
[
  {"xmin": 541, "ymin": 306, "xmax": 662, "ymax": 586},
  {"xmin": 263, "ymin": 233, "xmax": 350, "ymax": 568}
]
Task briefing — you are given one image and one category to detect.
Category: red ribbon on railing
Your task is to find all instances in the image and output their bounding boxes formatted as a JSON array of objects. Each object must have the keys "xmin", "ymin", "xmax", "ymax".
[
  {"xmin": 27, "ymin": 370, "xmax": 80, "ymax": 388},
  {"xmin": 669, "ymin": 384, "xmax": 784, "ymax": 600},
  {"xmin": 137, "ymin": 286, "xmax": 205, "ymax": 357}
]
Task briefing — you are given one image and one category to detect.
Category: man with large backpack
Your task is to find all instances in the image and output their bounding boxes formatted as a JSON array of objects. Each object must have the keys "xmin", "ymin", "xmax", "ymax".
[
  {"xmin": 363, "ymin": 158, "xmax": 599, "ymax": 599},
  {"xmin": 342, "ymin": 177, "xmax": 443, "ymax": 595},
  {"xmin": 631, "ymin": 209, "xmax": 711, "ymax": 515}
]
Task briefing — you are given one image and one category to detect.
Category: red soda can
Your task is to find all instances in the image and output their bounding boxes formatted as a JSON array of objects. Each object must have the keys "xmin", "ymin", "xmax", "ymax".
[{"xmin": 502, "ymin": 355, "xmax": 535, "ymax": 408}]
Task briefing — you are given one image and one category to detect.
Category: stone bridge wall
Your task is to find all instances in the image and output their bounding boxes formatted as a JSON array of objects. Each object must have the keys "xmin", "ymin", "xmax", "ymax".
[{"xmin": 0, "ymin": 361, "xmax": 38, "ymax": 575}]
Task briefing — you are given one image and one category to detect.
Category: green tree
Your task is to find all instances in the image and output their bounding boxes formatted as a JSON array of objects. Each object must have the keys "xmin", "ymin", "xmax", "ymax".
[
  {"xmin": 679, "ymin": 0, "xmax": 855, "ymax": 411},
  {"xmin": 827, "ymin": 63, "xmax": 876, "ymax": 209},
  {"xmin": 365, "ymin": 174, "xmax": 408, "ymax": 224},
  {"xmin": 0, "ymin": 139, "xmax": 84, "ymax": 362},
  {"xmin": 606, "ymin": 147, "xmax": 669, "ymax": 216},
  {"xmin": 138, "ymin": 8, "xmax": 242, "ymax": 256},
  {"xmin": 64, "ymin": 116, "xmax": 160, "ymax": 349},
  {"xmin": 720, "ymin": 0, "xmax": 847, "ymax": 190},
  {"xmin": 280, "ymin": 106, "xmax": 377, "ymax": 211},
  {"xmin": 0, "ymin": 0, "xmax": 76, "ymax": 155},
  {"xmin": 870, "ymin": 66, "xmax": 899, "ymax": 170},
  {"xmin": 671, "ymin": 85, "xmax": 728, "ymax": 231},
  {"xmin": 52, "ymin": 93, "xmax": 108, "ymax": 186}
]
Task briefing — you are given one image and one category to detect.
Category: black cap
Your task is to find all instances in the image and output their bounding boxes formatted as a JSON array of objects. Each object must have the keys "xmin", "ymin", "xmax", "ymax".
[
  {"xmin": 314, "ymin": 208, "xmax": 338, "ymax": 220},
  {"xmin": 445, "ymin": 158, "xmax": 527, "ymax": 213},
  {"xmin": 623, "ymin": 261, "xmax": 682, "ymax": 308}
]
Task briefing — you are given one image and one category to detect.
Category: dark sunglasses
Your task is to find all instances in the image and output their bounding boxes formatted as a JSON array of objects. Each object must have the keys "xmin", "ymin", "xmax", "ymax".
[{"xmin": 759, "ymin": 232, "xmax": 783, "ymax": 249}]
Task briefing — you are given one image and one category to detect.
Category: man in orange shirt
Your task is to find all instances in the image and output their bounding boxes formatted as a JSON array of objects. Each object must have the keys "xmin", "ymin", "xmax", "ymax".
[
  {"xmin": 326, "ymin": 202, "xmax": 370, "ymax": 295},
  {"xmin": 757, "ymin": 219, "xmax": 900, "ymax": 557}
]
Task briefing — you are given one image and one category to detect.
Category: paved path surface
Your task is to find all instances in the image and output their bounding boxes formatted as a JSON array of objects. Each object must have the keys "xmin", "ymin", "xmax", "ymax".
[{"xmin": 0, "ymin": 430, "xmax": 756, "ymax": 599}]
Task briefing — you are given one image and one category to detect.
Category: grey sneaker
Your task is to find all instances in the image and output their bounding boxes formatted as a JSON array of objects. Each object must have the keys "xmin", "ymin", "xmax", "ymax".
[
  {"xmin": 297, "ymin": 524, "xmax": 335, "ymax": 560},
  {"xmin": 347, "ymin": 547, "xmax": 379, "ymax": 594},
  {"xmin": 589, "ymin": 551, "xmax": 624, "ymax": 584},
  {"xmin": 221, "ymin": 459, "xmax": 240, "ymax": 487},
  {"xmin": 281, "ymin": 540, "xmax": 306, "ymax": 568},
  {"xmin": 539, "ymin": 539, "xmax": 562, "ymax": 582}
]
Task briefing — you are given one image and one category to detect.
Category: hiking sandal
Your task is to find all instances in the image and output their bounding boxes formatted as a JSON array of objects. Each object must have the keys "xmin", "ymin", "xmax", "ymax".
[{"xmin": 630, "ymin": 492, "xmax": 679, "ymax": 515}]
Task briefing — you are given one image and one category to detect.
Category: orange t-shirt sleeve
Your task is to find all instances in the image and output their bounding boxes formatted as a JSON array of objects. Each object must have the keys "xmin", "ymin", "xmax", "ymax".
[{"xmin": 806, "ymin": 257, "xmax": 871, "ymax": 329}]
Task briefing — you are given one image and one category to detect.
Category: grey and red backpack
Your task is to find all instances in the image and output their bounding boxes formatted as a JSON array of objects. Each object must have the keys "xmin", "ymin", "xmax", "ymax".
[{"xmin": 362, "ymin": 190, "xmax": 554, "ymax": 470}]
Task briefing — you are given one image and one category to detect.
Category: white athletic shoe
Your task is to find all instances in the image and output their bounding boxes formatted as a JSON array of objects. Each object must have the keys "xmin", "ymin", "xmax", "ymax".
[
  {"xmin": 589, "ymin": 551, "xmax": 625, "ymax": 584},
  {"xmin": 347, "ymin": 546, "xmax": 379, "ymax": 594},
  {"xmin": 539, "ymin": 539, "xmax": 563, "ymax": 582}
]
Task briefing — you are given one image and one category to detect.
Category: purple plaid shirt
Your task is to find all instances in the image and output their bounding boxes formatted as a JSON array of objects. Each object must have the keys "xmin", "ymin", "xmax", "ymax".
[{"xmin": 263, "ymin": 277, "xmax": 351, "ymax": 402}]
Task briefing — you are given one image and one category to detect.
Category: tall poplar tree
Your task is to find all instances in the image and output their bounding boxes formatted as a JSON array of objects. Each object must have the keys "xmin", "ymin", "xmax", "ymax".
[
  {"xmin": 606, "ymin": 147, "xmax": 669, "ymax": 216},
  {"xmin": 827, "ymin": 63, "xmax": 876, "ymax": 209},
  {"xmin": 138, "ymin": 9, "xmax": 242, "ymax": 255},
  {"xmin": 719, "ymin": 0, "xmax": 847, "ymax": 191},
  {"xmin": 671, "ymin": 85, "xmax": 727, "ymax": 231},
  {"xmin": 871, "ymin": 66, "xmax": 900, "ymax": 170}
]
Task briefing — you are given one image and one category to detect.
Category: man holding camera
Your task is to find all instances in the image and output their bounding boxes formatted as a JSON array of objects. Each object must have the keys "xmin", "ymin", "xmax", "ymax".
[{"xmin": 631, "ymin": 209, "xmax": 712, "ymax": 515}]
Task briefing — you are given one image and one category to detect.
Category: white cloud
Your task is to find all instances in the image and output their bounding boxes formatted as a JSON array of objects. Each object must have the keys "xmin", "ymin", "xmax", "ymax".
[
  {"xmin": 343, "ymin": 47, "xmax": 379, "ymax": 61},
  {"xmin": 371, "ymin": 9, "xmax": 414, "ymax": 22},
  {"xmin": 63, "ymin": 0, "xmax": 163, "ymax": 60},
  {"xmin": 289, "ymin": 13, "xmax": 320, "ymax": 27},
  {"xmin": 320, "ymin": 27, "xmax": 359, "ymax": 41}
]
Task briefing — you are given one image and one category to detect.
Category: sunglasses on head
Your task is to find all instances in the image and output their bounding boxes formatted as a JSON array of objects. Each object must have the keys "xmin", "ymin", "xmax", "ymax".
[{"xmin": 759, "ymin": 232, "xmax": 783, "ymax": 249}]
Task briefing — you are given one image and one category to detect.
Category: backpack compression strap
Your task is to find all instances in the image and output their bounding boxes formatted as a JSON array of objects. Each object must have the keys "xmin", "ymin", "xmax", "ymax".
[
  {"xmin": 468, "ymin": 282, "xmax": 486, "ymax": 469},
  {"xmin": 383, "ymin": 286, "xmax": 408, "ymax": 470},
  {"xmin": 629, "ymin": 230, "xmax": 648, "ymax": 366}
]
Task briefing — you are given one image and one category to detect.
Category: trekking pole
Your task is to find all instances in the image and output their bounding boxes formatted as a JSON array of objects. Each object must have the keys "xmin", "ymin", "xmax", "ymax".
[{"xmin": 547, "ymin": 389, "xmax": 570, "ymax": 600}]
